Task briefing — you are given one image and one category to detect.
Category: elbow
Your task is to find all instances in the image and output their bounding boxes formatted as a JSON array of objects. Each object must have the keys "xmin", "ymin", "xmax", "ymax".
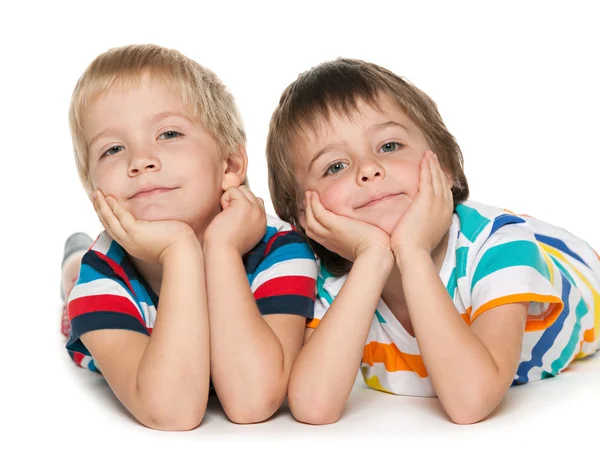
[
  {"xmin": 222, "ymin": 388, "xmax": 283, "ymax": 424},
  {"xmin": 442, "ymin": 390, "xmax": 498, "ymax": 425},
  {"xmin": 140, "ymin": 405, "xmax": 207, "ymax": 431},
  {"xmin": 288, "ymin": 389, "xmax": 342, "ymax": 425}
]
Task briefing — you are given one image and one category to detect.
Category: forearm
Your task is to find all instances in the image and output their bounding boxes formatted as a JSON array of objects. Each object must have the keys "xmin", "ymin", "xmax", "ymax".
[
  {"xmin": 396, "ymin": 249, "xmax": 511, "ymax": 423},
  {"xmin": 136, "ymin": 236, "xmax": 210, "ymax": 425},
  {"xmin": 203, "ymin": 243, "xmax": 287, "ymax": 420},
  {"xmin": 289, "ymin": 247, "xmax": 394, "ymax": 424}
]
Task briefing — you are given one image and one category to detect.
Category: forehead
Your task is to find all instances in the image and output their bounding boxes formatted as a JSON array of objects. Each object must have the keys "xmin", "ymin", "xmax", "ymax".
[
  {"xmin": 82, "ymin": 74, "xmax": 196, "ymax": 135},
  {"xmin": 292, "ymin": 93, "xmax": 417, "ymax": 164}
]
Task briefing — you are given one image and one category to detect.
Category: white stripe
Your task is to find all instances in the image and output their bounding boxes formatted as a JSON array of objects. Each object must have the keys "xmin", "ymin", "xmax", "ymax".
[
  {"xmin": 250, "ymin": 258, "xmax": 317, "ymax": 293},
  {"xmin": 68, "ymin": 278, "xmax": 143, "ymax": 319},
  {"xmin": 92, "ymin": 231, "xmax": 112, "ymax": 255}
]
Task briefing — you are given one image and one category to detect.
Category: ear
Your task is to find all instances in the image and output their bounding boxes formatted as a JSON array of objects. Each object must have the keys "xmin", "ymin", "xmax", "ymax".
[{"xmin": 221, "ymin": 146, "xmax": 248, "ymax": 191}]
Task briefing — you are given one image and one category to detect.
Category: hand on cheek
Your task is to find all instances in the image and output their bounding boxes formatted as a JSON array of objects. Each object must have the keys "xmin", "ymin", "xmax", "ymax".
[
  {"xmin": 303, "ymin": 190, "xmax": 391, "ymax": 262},
  {"xmin": 390, "ymin": 151, "xmax": 454, "ymax": 257}
]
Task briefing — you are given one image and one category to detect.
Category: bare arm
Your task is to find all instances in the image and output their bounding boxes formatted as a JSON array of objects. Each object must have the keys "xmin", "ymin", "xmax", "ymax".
[
  {"xmin": 288, "ymin": 247, "xmax": 394, "ymax": 425},
  {"xmin": 204, "ymin": 243, "xmax": 306, "ymax": 424},
  {"xmin": 81, "ymin": 235, "xmax": 210, "ymax": 430},
  {"xmin": 397, "ymin": 248, "xmax": 528, "ymax": 424},
  {"xmin": 80, "ymin": 191, "xmax": 210, "ymax": 430}
]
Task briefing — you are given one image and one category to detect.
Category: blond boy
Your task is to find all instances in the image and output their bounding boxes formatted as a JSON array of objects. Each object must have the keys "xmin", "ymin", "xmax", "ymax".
[{"xmin": 63, "ymin": 44, "xmax": 317, "ymax": 430}]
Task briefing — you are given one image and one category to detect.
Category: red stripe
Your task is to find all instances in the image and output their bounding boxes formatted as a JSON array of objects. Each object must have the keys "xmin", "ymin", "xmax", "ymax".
[
  {"xmin": 68, "ymin": 294, "xmax": 144, "ymax": 326},
  {"xmin": 94, "ymin": 251, "xmax": 135, "ymax": 293},
  {"xmin": 253, "ymin": 275, "xmax": 316, "ymax": 300},
  {"xmin": 264, "ymin": 231, "xmax": 291, "ymax": 256},
  {"xmin": 72, "ymin": 351, "xmax": 84, "ymax": 366}
]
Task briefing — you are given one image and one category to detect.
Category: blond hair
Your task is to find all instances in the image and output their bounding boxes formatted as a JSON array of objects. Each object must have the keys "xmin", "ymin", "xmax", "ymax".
[
  {"xmin": 69, "ymin": 44, "xmax": 246, "ymax": 195},
  {"xmin": 266, "ymin": 58, "xmax": 469, "ymax": 276}
]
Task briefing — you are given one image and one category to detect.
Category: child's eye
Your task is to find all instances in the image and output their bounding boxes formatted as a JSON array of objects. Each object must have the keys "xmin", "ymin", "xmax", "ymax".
[
  {"xmin": 379, "ymin": 142, "xmax": 403, "ymax": 153},
  {"xmin": 158, "ymin": 130, "xmax": 182, "ymax": 140},
  {"xmin": 325, "ymin": 161, "xmax": 348, "ymax": 176},
  {"xmin": 102, "ymin": 145, "xmax": 124, "ymax": 158}
]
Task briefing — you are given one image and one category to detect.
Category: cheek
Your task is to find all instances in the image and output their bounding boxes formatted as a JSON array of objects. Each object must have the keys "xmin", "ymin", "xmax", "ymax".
[{"xmin": 318, "ymin": 180, "xmax": 353, "ymax": 215}]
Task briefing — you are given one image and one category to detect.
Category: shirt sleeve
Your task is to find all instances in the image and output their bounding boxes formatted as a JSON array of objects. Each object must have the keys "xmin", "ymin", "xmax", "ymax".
[
  {"xmin": 249, "ymin": 229, "xmax": 317, "ymax": 318},
  {"xmin": 65, "ymin": 249, "xmax": 150, "ymax": 372},
  {"xmin": 466, "ymin": 220, "xmax": 564, "ymax": 331}
]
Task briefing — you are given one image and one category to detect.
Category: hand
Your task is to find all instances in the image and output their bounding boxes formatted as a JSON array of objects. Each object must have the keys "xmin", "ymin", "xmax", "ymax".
[
  {"xmin": 303, "ymin": 190, "xmax": 391, "ymax": 262},
  {"xmin": 204, "ymin": 186, "xmax": 267, "ymax": 255},
  {"xmin": 92, "ymin": 190, "xmax": 196, "ymax": 264},
  {"xmin": 391, "ymin": 151, "xmax": 454, "ymax": 257}
]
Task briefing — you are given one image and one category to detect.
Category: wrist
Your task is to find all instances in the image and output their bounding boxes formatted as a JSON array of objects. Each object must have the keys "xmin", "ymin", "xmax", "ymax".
[
  {"xmin": 159, "ymin": 233, "xmax": 202, "ymax": 265},
  {"xmin": 394, "ymin": 245, "xmax": 430, "ymax": 270},
  {"xmin": 356, "ymin": 245, "xmax": 394, "ymax": 271}
]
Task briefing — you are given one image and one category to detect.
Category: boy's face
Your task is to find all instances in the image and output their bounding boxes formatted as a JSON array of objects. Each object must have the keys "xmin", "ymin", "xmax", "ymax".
[
  {"xmin": 83, "ymin": 75, "xmax": 234, "ymax": 235},
  {"xmin": 295, "ymin": 94, "xmax": 432, "ymax": 235}
]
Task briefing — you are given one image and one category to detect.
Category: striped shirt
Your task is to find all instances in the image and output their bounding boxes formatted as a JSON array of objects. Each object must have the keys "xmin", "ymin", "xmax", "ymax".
[
  {"xmin": 310, "ymin": 200, "xmax": 600, "ymax": 396},
  {"xmin": 66, "ymin": 214, "xmax": 318, "ymax": 373}
]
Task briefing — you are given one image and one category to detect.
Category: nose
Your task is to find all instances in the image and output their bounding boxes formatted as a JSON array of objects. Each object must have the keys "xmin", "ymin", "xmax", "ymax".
[
  {"xmin": 357, "ymin": 159, "xmax": 385, "ymax": 185},
  {"xmin": 128, "ymin": 147, "xmax": 160, "ymax": 177}
]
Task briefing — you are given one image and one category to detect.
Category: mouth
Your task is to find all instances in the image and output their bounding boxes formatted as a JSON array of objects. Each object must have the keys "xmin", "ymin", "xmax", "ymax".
[
  {"xmin": 356, "ymin": 193, "xmax": 401, "ymax": 209},
  {"xmin": 130, "ymin": 186, "xmax": 177, "ymax": 200}
]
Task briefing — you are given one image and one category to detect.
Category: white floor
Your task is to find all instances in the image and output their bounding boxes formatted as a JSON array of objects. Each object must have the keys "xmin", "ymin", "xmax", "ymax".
[{"xmin": 18, "ymin": 328, "xmax": 599, "ymax": 450}]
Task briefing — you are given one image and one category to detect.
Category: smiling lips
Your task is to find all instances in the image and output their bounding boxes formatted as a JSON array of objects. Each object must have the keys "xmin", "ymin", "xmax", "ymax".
[
  {"xmin": 356, "ymin": 193, "xmax": 400, "ymax": 209},
  {"xmin": 130, "ymin": 186, "xmax": 176, "ymax": 200}
]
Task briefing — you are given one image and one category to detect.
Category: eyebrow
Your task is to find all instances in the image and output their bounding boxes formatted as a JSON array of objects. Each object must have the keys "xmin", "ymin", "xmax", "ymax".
[
  {"xmin": 307, "ymin": 121, "xmax": 410, "ymax": 172},
  {"xmin": 87, "ymin": 111, "xmax": 194, "ymax": 149}
]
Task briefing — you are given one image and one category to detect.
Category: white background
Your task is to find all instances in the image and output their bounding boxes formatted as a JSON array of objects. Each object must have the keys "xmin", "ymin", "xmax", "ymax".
[{"xmin": 1, "ymin": 0, "xmax": 599, "ymax": 448}]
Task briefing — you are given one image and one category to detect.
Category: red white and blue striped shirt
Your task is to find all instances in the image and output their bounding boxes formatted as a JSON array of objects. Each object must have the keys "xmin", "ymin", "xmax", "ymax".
[{"xmin": 66, "ymin": 215, "xmax": 318, "ymax": 373}]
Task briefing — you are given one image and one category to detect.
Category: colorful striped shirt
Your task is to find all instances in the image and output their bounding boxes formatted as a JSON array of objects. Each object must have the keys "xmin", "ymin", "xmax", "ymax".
[
  {"xmin": 66, "ymin": 214, "xmax": 318, "ymax": 373},
  {"xmin": 310, "ymin": 200, "xmax": 600, "ymax": 396}
]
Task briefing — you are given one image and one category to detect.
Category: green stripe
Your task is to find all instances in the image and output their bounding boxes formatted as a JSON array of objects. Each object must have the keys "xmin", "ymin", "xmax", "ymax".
[
  {"xmin": 446, "ymin": 268, "xmax": 457, "ymax": 298},
  {"xmin": 548, "ymin": 254, "xmax": 576, "ymax": 285},
  {"xmin": 375, "ymin": 310, "xmax": 386, "ymax": 324},
  {"xmin": 471, "ymin": 240, "xmax": 550, "ymax": 291},
  {"xmin": 316, "ymin": 276, "xmax": 334, "ymax": 305},
  {"xmin": 549, "ymin": 298, "xmax": 588, "ymax": 374},
  {"xmin": 456, "ymin": 204, "xmax": 491, "ymax": 243},
  {"xmin": 456, "ymin": 247, "xmax": 469, "ymax": 279}
]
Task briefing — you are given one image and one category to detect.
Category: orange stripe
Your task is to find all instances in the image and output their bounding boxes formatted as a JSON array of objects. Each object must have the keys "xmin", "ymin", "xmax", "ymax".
[
  {"xmin": 471, "ymin": 293, "xmax": 563, "ymax": 332},
  {"xmin": 306, "ymin": 318, "xmax": 320, "ymax": 328},
  {"xmin": 460, "ymin": 306, "xmax": 472, "ymax": 325},
  {"xmin": 362, "ymin": 342, "xmax": 428, "ymax": 378},
  {"xmin": 583, "ymin": 328, "xmax": 595, "ymax": 343},
  {"xmin": 593, "ymin": 247, "xmax": 600, "ymax": 261}
]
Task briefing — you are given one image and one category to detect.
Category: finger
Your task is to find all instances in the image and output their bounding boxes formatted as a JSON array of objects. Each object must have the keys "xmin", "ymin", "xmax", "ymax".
[
  {"xmin": 95, "ymin": 191, "xmax": 127, "ymax": 241},
  {"xmin": 309, "ymin": 191, "xmax": 338, "ymax": 230},
  {"xmin": 105, "ymin": 196, "xmax": 137, "ymax": 233},
  {"xmin": 418, "ymin": 152, "xmax": 433, "ymax": 195},
  {"xmin": 237, "ymin": 185, "xmax": 257, "ymax": 203},
  {"xmin": 304, "ymin": 191, "xmax": 328, "ymax": 238},
  {"xmin": 430, "ymin": 153, "xmax": 445, "ymax": 198}
]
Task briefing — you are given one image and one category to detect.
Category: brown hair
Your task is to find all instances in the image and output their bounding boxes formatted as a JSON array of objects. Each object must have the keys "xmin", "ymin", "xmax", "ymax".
[
  {"xmin": 69, "ymin": 44, "xmax": 246, "ymax": 195},
  {"xmin": 266, "ymin": 58, "xmax": 469, "ymax": 276}
]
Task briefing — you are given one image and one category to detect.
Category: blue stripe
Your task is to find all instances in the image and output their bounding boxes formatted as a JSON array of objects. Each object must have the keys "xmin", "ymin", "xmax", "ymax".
[
  {"xmin": 548, "ymin": 298, "xmax": 588, "ymax": 374},
  {"xmin": 490, "ymin": 214, "xmax": 526, "ymax": 236},
  {"xmin": 375, "ymin": 310, "xmax": 386, "ymax": 324},
  {"xmin": 67, "ymin": 311, "xmax": 150, "ymax": 351},
  {"xmin": 256, "ymin": 294, "xmax": 314, "ymax": 318},
  {"xmin": 104, "ymin": 239, "xmax": 126, "ymax": 264},
  {"xmin": 513, "ymin": 272, "xmax": 569, "ymax": 385},
  {"xmin": 535, "ymin": 233, "xmax": 589, "ymax": 268}
]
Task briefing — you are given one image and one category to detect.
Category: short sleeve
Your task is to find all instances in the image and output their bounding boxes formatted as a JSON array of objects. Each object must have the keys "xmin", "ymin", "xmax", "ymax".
[
  {"xmin": 306, "ymin": 263, "xmax": 345, "ymax": 329},
  {"xmin": 467, "ymin": 221, "xmax": 564, "ymax": 331},
  {"xmin": 249, "ymin": 230, "xmax": 317, "ymax": 318},
  {"xmin": 66, "ymin": 249, "xmax": 150, "ymax": 372}
]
